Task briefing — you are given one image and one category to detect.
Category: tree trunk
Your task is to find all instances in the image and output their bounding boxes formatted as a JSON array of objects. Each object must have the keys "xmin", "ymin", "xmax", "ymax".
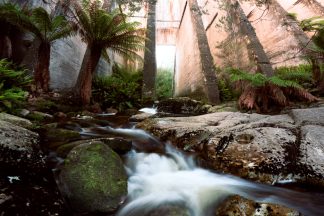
[
  {"xmin": 75, "ymin": 45, "xmax": 102, "ymax": 105},
  {"xmin": 233, "ymin": 0, "xmax": 274, "ymax": 77},
  {"xmin": 142, "ymin": 0, "xmax": 157, "ymax": 103},
  {"xmin": 188, "ymin": 0, "xmax": 220, "ymax": 104},
  {"xmin": 311, "ymin": 57, "xmax": 324, "ymax": 94},
  {"xmin": 0, "ymin": 34, "xmax": 12, "ymax": 59},
  {"xmin": 34, "ymin": 42, "xmax": 51, "ymax": 92}
]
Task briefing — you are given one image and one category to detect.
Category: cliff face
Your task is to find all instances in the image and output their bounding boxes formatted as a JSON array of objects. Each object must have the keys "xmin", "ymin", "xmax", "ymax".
[
  {"xmin": 172, "ymin": 0, "xmax": 324, "ymax": 100},
  {"xmin": 3, "ymin": 0, "xmax": 323, "ymax": 99},
  {"xmin": 5, "ymin": 0, "xmax": 112, "ymax": 90}
]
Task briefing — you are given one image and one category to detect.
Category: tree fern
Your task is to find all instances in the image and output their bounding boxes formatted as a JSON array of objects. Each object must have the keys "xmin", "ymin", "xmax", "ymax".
[
  {"xmin": 227, "ymin": 67, "xmax": 317, "ymax": 112},
  {"xmin": 72, "ymin": 0, "xmax": 145, "ymax": 105}
]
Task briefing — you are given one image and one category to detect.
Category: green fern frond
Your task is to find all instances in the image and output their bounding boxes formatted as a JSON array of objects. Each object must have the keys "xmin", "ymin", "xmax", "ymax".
[{"xmin": 268, "ymin": 76, "xmax": 302, "ymax": 88}]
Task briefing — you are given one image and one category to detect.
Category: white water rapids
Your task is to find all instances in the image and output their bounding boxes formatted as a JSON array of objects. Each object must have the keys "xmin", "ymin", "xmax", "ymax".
[
  {"xmin": 112, "ymin": 129, "xmax": 324, "ymax": 216},
  {"xmin": 74, "ymin": 112, "xmax": 324, "ymax": 216}
]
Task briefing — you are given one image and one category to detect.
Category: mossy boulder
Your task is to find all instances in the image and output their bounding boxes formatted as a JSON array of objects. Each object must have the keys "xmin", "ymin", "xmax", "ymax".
[
  {"xmin": 56, "ymin": 138, "xmax": 132, "ymax": 157},
  {"xmin": 58, "ymin": 142, "xmax": 127, "ymax": 213}
]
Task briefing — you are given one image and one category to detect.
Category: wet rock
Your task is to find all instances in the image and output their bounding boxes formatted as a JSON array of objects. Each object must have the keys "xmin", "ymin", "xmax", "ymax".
[
  {"xmin": 56, "ymin": 138, "xmax": 132, "ymax": 157},
  {"xmin": 215, "ymin": 195, "xmax": 299, "ymax": 216},
  {"xmin": 0, "ymin": 112, "xmax": 33, "ymax": 129},
  {"xmin": 58, "ymin": 142, "xmax": 127, "ymax": 213},
  {"xmin": 207, "ymin": 101, "xmax": 238, "ymax": 113},
  {"xmin": 130, "ymin": 112, "xmax": 156, "ymax": 122},
  {"xmin": 0, "ymin": 116, "xmax": 66, "ymax": 215},
  {"xmin": 53, "ymin": 112, "xmax": 67, "ymax": 119},
  {"xmin": 41, "ymin": 127, "xmax": 80, "ymax": 144},
  {"xmin": 19, "ymin": 109, "xmax": 30, "ymax": 117},
  {"xmin": 137, "ymin": 112, "xmax": 298, "ymax": 184},
  {"xmin": 157, "ymin": 97, "xmax": 209, "ymax": 116},
  {"xmin": 0, "ymin": 120, "xmax": 45, "ymax": 172},
  {"xmin": 26, "ymin": 111, "xmax": 53, "ymax": 122},
  {"xmin": 299, "ymin": 125, "xmax": 324, "ymax": 186}
]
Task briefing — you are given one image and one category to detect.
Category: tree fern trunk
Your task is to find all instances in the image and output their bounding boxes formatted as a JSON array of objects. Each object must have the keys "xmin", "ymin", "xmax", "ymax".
[
  {"xmin": 0, "ymin": 34, "xmax": 12, "ymax": 59},
  {"xmin": 34, "ymin": 42, "xmax": 50, "ymax": 92},
  {"xmin": 142, "ymin": 0, "xmax": 157, "ymax": 103},
  {"xmin": 75, "ymin": 46, "xmax": 102, "ymax": 105},
  {"xmin": 188, "ymin": 0, "xmax": 220, "ymax": 104}
]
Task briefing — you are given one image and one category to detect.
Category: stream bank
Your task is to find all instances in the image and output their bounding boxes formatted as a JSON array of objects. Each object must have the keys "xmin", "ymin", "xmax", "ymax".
[{"xmin": 1, "ymin": 98, "xmax": 324, "ymax": 215}]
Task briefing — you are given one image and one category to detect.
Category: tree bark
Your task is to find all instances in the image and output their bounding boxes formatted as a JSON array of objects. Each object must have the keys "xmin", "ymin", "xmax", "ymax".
[
  {"xmin": 34, "ymin": 42, "xmax": 51, "ymax": 92},
  {"xmin": 142, "ymin": 0, "xmax": 157, "ymax": 103},
  {"xmin": 188, "ymin": 0, "xmax": 220, "ymax": 104},
  {"xmin": 0, "ymin": 34, "xmax": 12, "ymax": 60},
  {"xmin": 75, "ymin": 45, "xmax": 102, "ymax": 105},
  {"xmin": 233, "ymin": 0, "xmax": 274, "ymax": 77}
]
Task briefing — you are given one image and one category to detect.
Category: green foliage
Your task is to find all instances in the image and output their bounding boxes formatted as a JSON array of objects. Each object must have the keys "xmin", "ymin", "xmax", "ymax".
[
  {"xmin": 228, "ymin": 67, "xmax": 304, "ymax": 88},
  {"xmin": 92, "ymin": 64, "xmax": 142, "ymax": 111},
  {"xmin": 218, "ymin": 79, "xmax": 237, "ymax": 102},
  {"xmin": 300, "ymin": 16, "xmax": 324, "ymax": 51},
  {"xmin": 274, "ymin": 64, "xmax": 313, "ymax": 87},
  {"xmin": 0, "ymin": 59, "xmax": 32, "ymax": 111},
  {"xmin": 155, "ymin": 68, "xmax": 173, "ymax": 100},
  {"xmin": 0, "ymin": 3, "xmax": 74, "ymax": 43},
  {"xmin": 215, "ymin": 68, "xmax": 238, "ymax": 102},
  {"xmin": 73, "ymin": 0, "xmax": 145, "ymax": 62},
  {"xmin": 287, "ymin": 13, "xmax": 298, "ymax": 21}
]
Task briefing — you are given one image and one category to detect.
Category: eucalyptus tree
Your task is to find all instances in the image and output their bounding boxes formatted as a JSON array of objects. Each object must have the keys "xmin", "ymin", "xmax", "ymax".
[
  {"xmin": 116, "ymin": 0, "xmax": 158, "ymax": 102},
  {"xmin": 0, "ymin": 3, "xmax": 74, "ymax": 92},
  {"xmin": 71, "ymin": 0, "xmax": 145, "ymax": 105}
]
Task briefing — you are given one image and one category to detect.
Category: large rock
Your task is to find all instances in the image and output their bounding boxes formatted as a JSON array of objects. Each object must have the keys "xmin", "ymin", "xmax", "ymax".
[
  {"xmin": 0, "ymin": 117, "xmax": 65, "ymax": 215},
  {"xmin": 215, "ymin": 195, "xmax": 299, "ymax": 216},
  {"xmin": 157, "ymin": 97, "xmax": 210, "ymax": 116},
  {"xmin": 58, "ymin": 142, "xmax": 127, "ymax": 213},
  {"xmin": 56, "ymin": 137, "xmax": 132, "ymax": 157},
  {"xmin": 290, "ymin": 107, "xmax": 324, "ymax": 125},
  {"xmin": 0, "ymin": 120, "xmax": 44, "ymax": 172},
  {"xmin": 299, "ymin": 125, "xmax": 324, "ymax": 186},
  {"xmin": 0, "ymin": 112, "xmax": 33, "ymax": 129},
  {"xmin": 137, "ymin": 108, "xmax": 324, "ymax": 185}
]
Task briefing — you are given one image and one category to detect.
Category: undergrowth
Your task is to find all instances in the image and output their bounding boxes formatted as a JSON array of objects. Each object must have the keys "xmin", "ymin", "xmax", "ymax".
[
  {"xmin": 156, "ymin": 68, "xmax": 173, "ymax": 100},
  {"xmin": 92, "ymin": 64, "xmax": 142, "ymax": 111},
  {"xmin": 0, "ymin": 59, "xmax": 32, "ymax": 112}
]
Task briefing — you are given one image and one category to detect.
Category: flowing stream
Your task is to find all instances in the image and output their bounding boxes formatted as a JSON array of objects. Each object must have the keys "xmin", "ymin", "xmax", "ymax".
[
  {"xmin": 59, "ymin": 110, "xmax": 324, "ymax": 216},
  {"xmin": 112, "ymin": 129, "xmax": 324, "ymax": 216}
]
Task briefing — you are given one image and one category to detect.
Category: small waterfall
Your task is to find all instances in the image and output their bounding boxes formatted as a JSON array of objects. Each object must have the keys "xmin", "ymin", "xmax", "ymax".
[
  {"xmin": 113, "ymin": 131, "xmax": 324, "ymax": 216},
  {"xmin": 64, "ymin": 118, "xmax": 323, "ymax": 216}
]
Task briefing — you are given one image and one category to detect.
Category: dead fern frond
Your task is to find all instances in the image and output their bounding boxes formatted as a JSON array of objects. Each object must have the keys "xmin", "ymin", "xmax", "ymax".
[
  {"xmin": 238, "ymin": 86, "xmax": 256, "ymax": 110},
  {"xmin": 282, "ymin": 87, "xmax": 319, "ymax": 102}
]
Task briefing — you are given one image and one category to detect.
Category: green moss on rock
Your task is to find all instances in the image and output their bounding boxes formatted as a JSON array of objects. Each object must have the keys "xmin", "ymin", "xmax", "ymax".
[{"xmin": 59, "ymin": 142, "xmax": 127, "ymax": 213}]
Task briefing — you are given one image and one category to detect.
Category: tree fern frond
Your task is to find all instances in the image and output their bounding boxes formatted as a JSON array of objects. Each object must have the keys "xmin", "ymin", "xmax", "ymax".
[
  {"xmin": 268, "ymin": 76, "xmax": 302, "ymax": 88},
  {"xmin": 282, "ymin": 87, "xmax": 318, "ymax": 102},
  {"xmin": 0, "ymin": 2, "xmax": 42, "ymax": 38},
  {"xmin": 31, "ymin": 7, "xmax": 52, "ymax": 38}
]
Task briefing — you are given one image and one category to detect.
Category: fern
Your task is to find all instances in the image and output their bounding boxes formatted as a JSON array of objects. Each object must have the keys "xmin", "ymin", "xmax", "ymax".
[
  {"xmin": 92, "ymin": 64, "xmax": 142, "ymax": 111},
  {"xmin": 227, "ymin": 67, "xmax": 317, "ymax": 112},
  {"xmin": 274, "ymin": 65, "xmax": 313, "ymax": 85},
  {"xmin": 287, "ymin": 13, "xmax": 298, "ymax": 21},
  {"xmin": 0, "ymin": 59, "xmax": 31, "ymax": 112}
]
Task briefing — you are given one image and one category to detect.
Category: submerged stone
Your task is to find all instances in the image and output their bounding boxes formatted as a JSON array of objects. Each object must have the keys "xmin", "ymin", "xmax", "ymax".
[{"xmin": 58, "ymin": 142, "xmax": 127, "ymax": 213}]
